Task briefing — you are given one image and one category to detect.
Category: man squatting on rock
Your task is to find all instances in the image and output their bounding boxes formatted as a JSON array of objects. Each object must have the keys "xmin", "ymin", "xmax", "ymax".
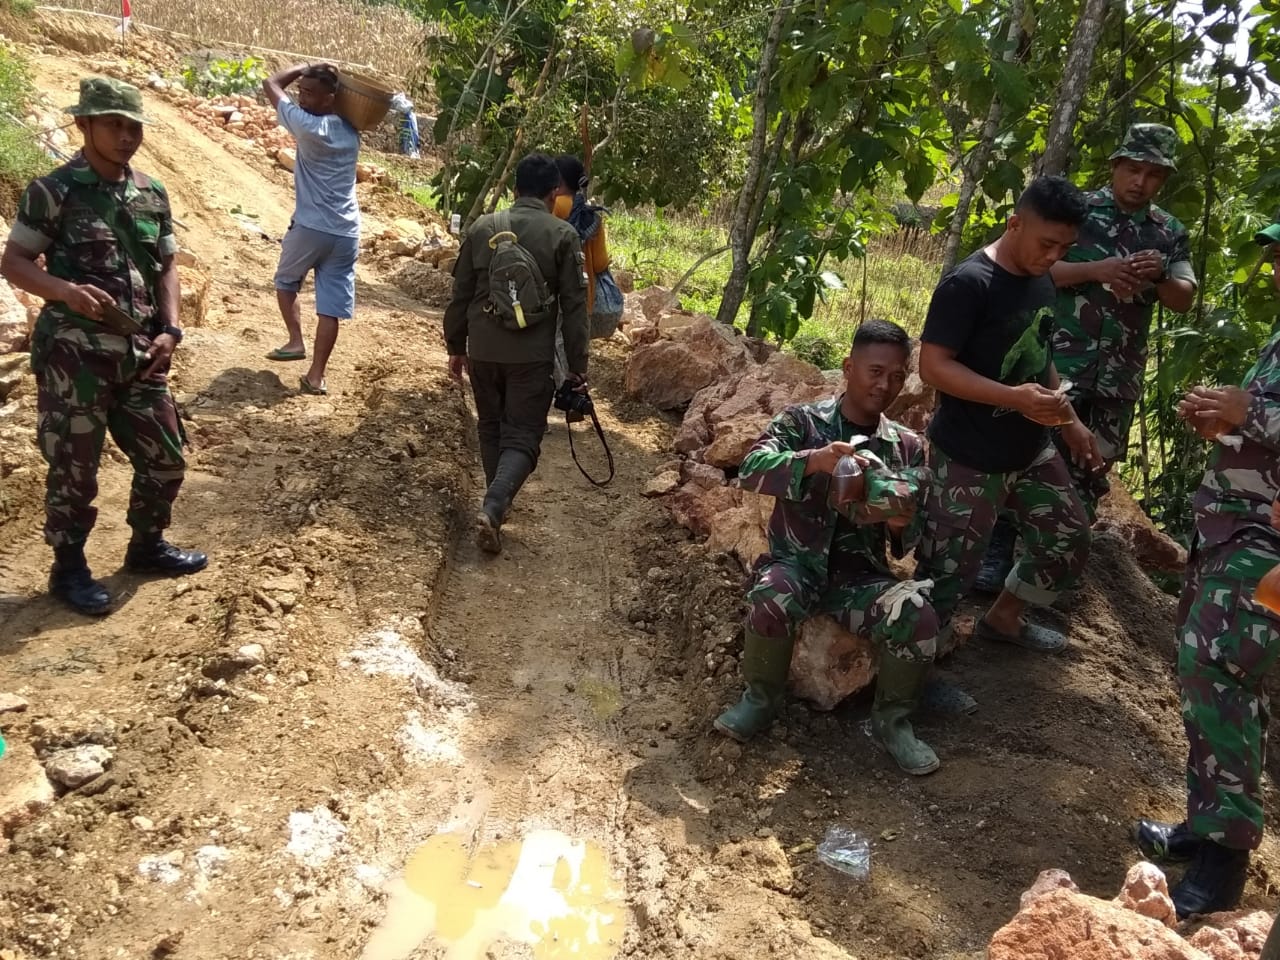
[
  {"xmin": 444, "ymin": 153, "xmax": 590, "ymax": 553},
  {"xmin": 975, "ymin": 123, "xmax": 1196, "ymax": 593},
  {"xmin": 715, "ymin": 319, "xmax": 944, "ymax": 776},
  {"xmin": 912, "ymin": 175, "xmax": 1095, "ymax": 670},
  {"xmin": 262, "ymin": 62, "xmax": 361, "ymax": 396},
  {"xmin": 1, "ymin": 77, "xmax": 206, "ymax": 616},
  {"xmin": 1132, "ymin": 226, "xmax": 1280, "ymax": 919}
]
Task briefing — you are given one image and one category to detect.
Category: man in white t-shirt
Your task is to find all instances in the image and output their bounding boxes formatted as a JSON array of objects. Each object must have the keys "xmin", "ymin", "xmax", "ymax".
[{"xmin": 262, "ymin": 62, "xmax": 360, "ymax": 395}]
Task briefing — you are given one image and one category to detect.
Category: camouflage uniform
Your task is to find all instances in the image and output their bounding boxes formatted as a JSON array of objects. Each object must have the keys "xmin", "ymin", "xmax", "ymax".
[
  {"xmin": 1177, "ymin": 329, "xmax": 1280, "ymax": 851},
  {"xmin": 1051, "ymin": 124, "xmax": 1196, "ymax": 517},
  {"xmin": 739, "ymin": 395, "xmax": 937, "ymax": 661},
  {"xmin": 13, "ymin": 152, "xmax": 184, "ymax": 548},
  {"xmin": 915, "ymin": 442, "xmax": 1091, "ymax": 627}
]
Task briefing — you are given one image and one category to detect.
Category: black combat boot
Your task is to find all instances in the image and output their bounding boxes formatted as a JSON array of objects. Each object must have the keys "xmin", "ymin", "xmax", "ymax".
[
  {"xmin": 1171, "ymin": 839, "xmax": 1249, "ymax": 919},
  {"xmin": 973, "ymin": 516, "xmax": 1018, "ymax": 595},
  {"xmin": 1133, "ymin": 818, "xmax": 1201, "ymax": 863},
  {"xmin": 477, "ymin": 450, "xmax": 535, "ymax": 554},
  {"xmin": 49, "ymin": 544, "xmax": 112, "ymax": 616},
  {"xmin": 124, "ymin": 532, "xmax": 208, "ymax": 575}
]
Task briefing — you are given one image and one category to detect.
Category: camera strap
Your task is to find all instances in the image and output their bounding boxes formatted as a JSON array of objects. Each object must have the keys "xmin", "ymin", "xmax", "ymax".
[{"xmin": 566, "ymin": 406, "xmax": 615, "ymax": 487}]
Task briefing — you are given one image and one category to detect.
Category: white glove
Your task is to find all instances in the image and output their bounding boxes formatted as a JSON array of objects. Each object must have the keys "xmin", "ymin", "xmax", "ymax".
[{"xmin": 877, "ymin": 578, "xmax": 934, "ymax": 625}]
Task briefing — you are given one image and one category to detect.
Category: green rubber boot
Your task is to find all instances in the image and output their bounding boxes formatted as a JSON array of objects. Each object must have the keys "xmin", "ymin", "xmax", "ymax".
[
  {"xmin": 871, "ymin": 653, "xmax": 940, "ymax": 776},
  {"xmin": 713, "ymin": 629, "xmax": 793, "ymax": 743}
]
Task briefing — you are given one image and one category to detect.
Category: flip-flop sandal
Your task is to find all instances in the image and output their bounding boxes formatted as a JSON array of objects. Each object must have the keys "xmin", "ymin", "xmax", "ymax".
[
  {"xmin": 298, "ymin": 376, "xmax": 327, "ymax": 396},
  {"xmin": 921, "ymin": 677, "xmax": 979, "ymax": 715},
  {"xmin": 975, "ymin": 618, "xmax": 1068, "ymax": 653},
  {"xmin": 266, "ymin": 347, "xmax": 306, "ymax": 361}
]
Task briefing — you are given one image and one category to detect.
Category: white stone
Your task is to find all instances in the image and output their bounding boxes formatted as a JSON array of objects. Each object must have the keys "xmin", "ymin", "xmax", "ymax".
[{"xmin": 44, "ymin": 744, "xmax": 112, "ymax": 789}]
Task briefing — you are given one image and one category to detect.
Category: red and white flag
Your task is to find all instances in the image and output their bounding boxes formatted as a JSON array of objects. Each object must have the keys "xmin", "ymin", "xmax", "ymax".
[{"xmin": 118, "ymin": 0, "xmax": 131, "ymax": 35}]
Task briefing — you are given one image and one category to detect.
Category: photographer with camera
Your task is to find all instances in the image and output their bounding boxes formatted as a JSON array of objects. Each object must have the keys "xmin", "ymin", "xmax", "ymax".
[{"xmin": 445, "ymin": 153, "xmax": 590, "ymax": 554}]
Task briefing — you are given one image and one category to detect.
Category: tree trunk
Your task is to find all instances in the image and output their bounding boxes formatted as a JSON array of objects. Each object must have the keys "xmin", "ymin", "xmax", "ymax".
[
  {"xmin": 1038, "ymin": 0, "xmax": 1110, "ymax": 176},
  {"xmin": 715, "ymin": 0, "xmax": 787, "ymax": 327},
  {"xmin": 940, "ymin": 0, "xmax": 1027, "ymax": 276},
  {"xmin": 485, "ymin": 42, "xmax": 559, "ymax": 213}
]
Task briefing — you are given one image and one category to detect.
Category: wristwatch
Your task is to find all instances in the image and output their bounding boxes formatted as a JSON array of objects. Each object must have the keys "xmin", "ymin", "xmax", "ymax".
[{"xmin": 162, "ymin": 324, "xmax": 184, "ymax": 343}]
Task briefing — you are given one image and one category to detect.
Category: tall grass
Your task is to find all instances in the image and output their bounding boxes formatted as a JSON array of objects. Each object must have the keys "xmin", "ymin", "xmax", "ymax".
[
  {"xmin": 47, "ymin": 0, "xmax": 425, "ymax": 76},
  {"xmin": 0, "ymin": 44, "xmax": 52, "ymax": 218}
]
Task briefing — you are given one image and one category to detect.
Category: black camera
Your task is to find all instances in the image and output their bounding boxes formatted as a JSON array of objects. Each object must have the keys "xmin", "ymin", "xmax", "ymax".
[{"xmin": 554, "ymin": 380, "xmax": 594, "ymax": 417}]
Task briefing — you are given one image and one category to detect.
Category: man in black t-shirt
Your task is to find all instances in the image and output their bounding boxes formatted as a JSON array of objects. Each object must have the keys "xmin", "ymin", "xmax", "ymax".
[{"xmin": 915, "ymin": 176, "xmax": 1098, "ymax": 658}]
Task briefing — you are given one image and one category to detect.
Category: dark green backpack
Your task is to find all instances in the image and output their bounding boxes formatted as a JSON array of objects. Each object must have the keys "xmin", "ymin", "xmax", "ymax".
[{"xmin": 481, "ymin": 209, "xmax": 553, "ymax": 331}]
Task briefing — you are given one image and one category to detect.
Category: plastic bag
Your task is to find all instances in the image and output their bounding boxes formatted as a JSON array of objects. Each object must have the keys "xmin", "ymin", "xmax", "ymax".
[
  {"xmin": 590, "ymin": 270, "xmax": 624, "ymax": 340},
  {"xmin": 816, "ymin": 825, "xmax": 871, "ymax": 880}
]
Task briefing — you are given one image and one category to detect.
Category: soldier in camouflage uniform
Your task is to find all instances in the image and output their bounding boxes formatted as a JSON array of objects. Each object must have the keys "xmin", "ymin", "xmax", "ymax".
[
  {"xmin": 1132, "ymin": 235, "xmax": 1280, "ymax": 919},
  {"xmin": 915, "ymin": 176, "xmax": 1093, "ymax": 660},
  {"xmin": 714, "ymin": 320, "xmax": 944, "ymax": 775},
  {"xmin": 0, "ymin": 78, "xmax": 207, "ymax": 616},
  {"xmin": 976, "ymin": 124, "xmax": 1197, "ymax": 593}
]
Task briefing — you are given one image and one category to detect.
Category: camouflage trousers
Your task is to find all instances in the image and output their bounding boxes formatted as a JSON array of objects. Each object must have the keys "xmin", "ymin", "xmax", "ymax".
[
  {"xmin": 746, "ymin": 559, "xmax": 939, "ymax": 663},
  {"xmin": 1054, "ymin": 395, "xmax": 1136, "ymax": 522},
  {"xmin": 1177, "ymin": 530, "xmax": 1280, "ymax": 850},
  {"xmin": 35, "ymin": 335, "xmax": 185, "ymax": 549},
  {"xmin": 915, "ymin": 442, "xmax": 1090, "ymax": 627}
]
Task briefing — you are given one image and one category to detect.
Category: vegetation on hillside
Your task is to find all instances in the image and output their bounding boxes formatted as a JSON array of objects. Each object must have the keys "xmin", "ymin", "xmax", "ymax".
[{"xmin": 0, "ymin": 44, "xmax": 50, "ymax": 219}]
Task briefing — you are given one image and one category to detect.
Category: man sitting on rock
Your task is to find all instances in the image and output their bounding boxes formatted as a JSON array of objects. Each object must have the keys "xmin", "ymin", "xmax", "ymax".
[
  {"xmin": 714, "ymin": 319, "xmax": 943, "ymax": 776},
  {"xmin": 913, "ymin": 176, "xmax": 1094, "ymax": 658},
  {"xmin": 1133, "ymin": 229, "xmax": 1280, "ymax": 918}
]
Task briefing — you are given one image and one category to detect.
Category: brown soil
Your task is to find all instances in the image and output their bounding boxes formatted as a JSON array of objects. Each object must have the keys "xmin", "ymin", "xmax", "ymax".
[{"xmin": 1, "ymin": 21, "xmax": 1278, "ymax": 960}]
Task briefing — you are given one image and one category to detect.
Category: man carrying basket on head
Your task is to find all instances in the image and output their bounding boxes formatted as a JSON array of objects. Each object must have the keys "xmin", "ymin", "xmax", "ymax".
[{"xmin": 262, "ymin": 63, "xmax": 361, "ymax": 396}]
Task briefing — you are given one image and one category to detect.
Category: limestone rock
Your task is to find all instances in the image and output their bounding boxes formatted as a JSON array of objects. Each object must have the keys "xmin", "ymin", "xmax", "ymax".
[
  {"xmin": 1020, "ymin": 868, "xmax": 1080, "ymax": 908},
  {"xmin": 0, "ymin": 280, "xmax": 30, "ymax": 353},
  {"xmin": 1114, "ymin": 861, "xmax": 1177, "ymax": 929},
  {"xmin": 276, "ymin": 147, "xmax": 296, "ymax": 172},
  {"xmin": 0, "ymin": 744, "xmax": 56, "ymax": 835},
  {"xmin": 1188, "ymin": 911, "xmax": 1274, "ymax": 959},
  {"xmin": 0, "ymin": 693, "xmax": 29, "ymax": 713},
  {"xmin": 44, "ymin": 743, "xmax": 112, "ymax": 789},
  {"xmin": 788, "ymin": 616, "xmax": 874, "ymax": 711},
  {"xmin": 884, "ymin": 347, "xmax": 935, "ymax": 433},
  {"xmin": 624, "ymin": 317, "xmax": 753, "ymax": 411},
  {"xmin": 643, "ymin": 470, "xmax": 681, "ymax": 498},
  {"xmin": 988, "ymin": 888, "xmax": 1210, "ymax": 960},
  {"xmin": 638, "ymin": 285, "xmax": 676, "ymax": 322}
]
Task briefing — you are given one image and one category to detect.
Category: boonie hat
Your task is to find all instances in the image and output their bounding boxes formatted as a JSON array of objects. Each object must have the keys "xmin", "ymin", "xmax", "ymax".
[
  {"xmin": 1109, "ymin": 122, "xmax": 1178, "ymax": 171},
  {"xmin": 64, "ymin": 76, "xmax": 148, "ymax": 124}
]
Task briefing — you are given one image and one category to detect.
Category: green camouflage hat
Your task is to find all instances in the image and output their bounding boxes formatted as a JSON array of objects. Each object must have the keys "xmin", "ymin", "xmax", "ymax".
[
  {"xmin": 64, "ymin": 76, "xmax": 148, "ymax": 124},
  {"xmin": 1256, "ymin": 222, "xmax": 1280, "ymax": 246},
  {"xmin": 1109, "ymin": 122, "xmax": 1178, "ymax": 171}
]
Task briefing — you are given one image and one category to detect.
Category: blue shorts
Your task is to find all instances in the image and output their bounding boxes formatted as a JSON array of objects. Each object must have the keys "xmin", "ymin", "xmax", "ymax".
[{"xmin": 273, "ymin": 222, "xmax": 359, "ymax": 319}]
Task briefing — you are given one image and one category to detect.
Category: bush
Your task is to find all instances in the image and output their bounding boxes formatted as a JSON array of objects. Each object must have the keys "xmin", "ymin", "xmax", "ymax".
[
  {"xmin": 787, "ymin": 332, "xmax": 845, "ymax": 371},
  {"xmin": 182, "ymin": 56, "xmax": 266, "ymax": 97}
]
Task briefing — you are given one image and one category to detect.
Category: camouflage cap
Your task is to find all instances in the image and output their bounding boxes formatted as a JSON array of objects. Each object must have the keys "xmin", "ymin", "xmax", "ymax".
[
  {"xmin": 65, "ymin": 76, "xmax": 148, "ymax": 124},
  {"xmin": 1109, "ymin": 123, "xmax": 1178, "ymax": 171}
]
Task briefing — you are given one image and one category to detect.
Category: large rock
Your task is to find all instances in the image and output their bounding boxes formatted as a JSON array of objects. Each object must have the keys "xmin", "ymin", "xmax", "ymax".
[
  {"xmin": 1187, "ymin": 911, "xmax": 1274, "ymax": 960},
  {"xmin": 624, "ymin": 317, "xmax": 753, "ymax": 411},
  {"xmin": 989, "ymin": 887, "xmax": 1210, "ymax": 960},
  {"xmin": 788, "ymin": 616, "xmax": 875, "ymax": 711},
  {"xmin": 638, "ymin": 285, "xmax": 677, "ymax": 322},
  {"xmin": 1094, "ymin": 483, "xmax": 1187, "ymax": 573},
  {"xmin": 1114, "ymin": 861, "xmax": 1177, "ymax": 929}
]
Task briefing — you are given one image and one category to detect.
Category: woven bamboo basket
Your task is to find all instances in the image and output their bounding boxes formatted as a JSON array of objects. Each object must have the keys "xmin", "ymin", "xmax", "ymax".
[{"xmin": 335, "ymin": 73, "xmax": 393, "ymax": 132}]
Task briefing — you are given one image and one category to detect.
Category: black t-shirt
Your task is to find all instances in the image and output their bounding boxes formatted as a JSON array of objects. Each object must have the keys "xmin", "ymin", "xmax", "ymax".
[{"xmin": 921, "ymin": 250, "xmax": 1057, "ymax": 473}]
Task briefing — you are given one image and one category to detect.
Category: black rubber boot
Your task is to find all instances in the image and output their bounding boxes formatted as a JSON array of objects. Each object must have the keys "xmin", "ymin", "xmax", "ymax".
[
  {"xmin": 1133, "ymin": 818, "xmax": 1201, "ymax": 863},
  {"xmin": 125, "ymin": 533, "xmax": 208, "ymax": 575},
  {"xmin": 477, "ymin": 450, "xmax": 534, "ymax": 554},
  {"xmin": 479, "ymin": 438, "xmax": 500, "ymax": 488},
  {"xmin": 973, "ymin": 516, "xmax": 1017, "ymax": 595},
  {"xmin": 49, "ymin": 544, "xmax": 112, "ymax": 616},
  {"xmin": 1171, "ymin": 839, "xmax": 1249, "ymax": 919}
]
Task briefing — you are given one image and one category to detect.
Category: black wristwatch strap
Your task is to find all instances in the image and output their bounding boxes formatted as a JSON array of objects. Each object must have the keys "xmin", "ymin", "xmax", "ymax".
[{"xmin": 163, "ymin": 324, "xmax": 183, "ymax": 342}]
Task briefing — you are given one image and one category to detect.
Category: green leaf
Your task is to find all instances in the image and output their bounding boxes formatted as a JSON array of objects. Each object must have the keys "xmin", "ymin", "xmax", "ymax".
[
  {"xmin": 991, "ymin": 61, "xmax": 1032, "ymax": 113},
  {"xmin": 865, "ymin": 7, "xmax": 894, "ymax": 37},
  {"xmin": 781, "ymin": 182, "xmax": 804, "ymax": 213}
]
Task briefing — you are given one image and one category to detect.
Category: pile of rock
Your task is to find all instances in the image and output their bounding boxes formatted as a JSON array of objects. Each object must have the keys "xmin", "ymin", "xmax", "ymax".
[
  {"xmin": 364, "ymin": 217, "xmax": 458, "ymax": 268},
  {"xmin": 989, "ymin": 863, "xmax": 1272, "ymax": 959}
]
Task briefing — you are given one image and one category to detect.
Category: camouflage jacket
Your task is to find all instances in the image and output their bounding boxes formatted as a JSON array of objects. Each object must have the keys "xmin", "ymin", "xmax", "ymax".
[
  {"xmin": 738, "ymin": 395, "xmax": 930, "ymax": 581},
  {"xmin": 1051, "ymin": 187, "xmax": 1195, "ymax": 402},
  {"xmin": 1193, "ymin": 328, "xmax": 1280, "ymax": 552},
  {"xmin": 10, "ymin": 153, "xmax": 178, "ymax": 363}
]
